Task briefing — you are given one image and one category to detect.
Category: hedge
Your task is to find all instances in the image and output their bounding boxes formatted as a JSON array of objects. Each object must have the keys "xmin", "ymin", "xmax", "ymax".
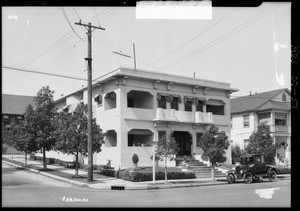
[{"xmin": 118, "ymin": 169, "xmax": 196, "ymax": 182}]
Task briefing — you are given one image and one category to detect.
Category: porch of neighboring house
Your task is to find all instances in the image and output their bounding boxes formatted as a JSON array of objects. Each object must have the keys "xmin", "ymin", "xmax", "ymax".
[{"xmin": 274, "ymin": 136, "xmax": 290, "ymax": 166}]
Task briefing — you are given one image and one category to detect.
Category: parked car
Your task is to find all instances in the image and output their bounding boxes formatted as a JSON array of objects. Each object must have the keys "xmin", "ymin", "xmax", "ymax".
[{"xmin": 227, "ymin": 154, "xmax": 277, "ymax": 184}]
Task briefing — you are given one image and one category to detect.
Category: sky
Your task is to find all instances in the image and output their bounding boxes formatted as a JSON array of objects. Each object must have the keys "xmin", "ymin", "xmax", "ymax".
[{"xmin": 2, "ymin": 2, "xmax": 291, "ymax": 100}]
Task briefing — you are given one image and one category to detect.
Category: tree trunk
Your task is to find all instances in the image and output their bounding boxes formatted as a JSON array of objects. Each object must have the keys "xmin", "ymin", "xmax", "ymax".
[
  {"xmin": 211, "ymin": 163, "xmax": 214, "ymax": 181},
  {"xmin": 25, "ymin": 152, "xmax": 27, "ymax": 166},
  {"xmin": 75, "ymin": 152, "xmax": 79, "ymax": 177},
  {"xmin": 42, "ymin": 147, "xmax": 47, "ymax": 170},
  {"xmin": 164, "ymin": 157, "xmax": 168, "ymax": 183},
  {"xmin": 11, "ymin": 147, "xmax": 13, "ymax": 161}
]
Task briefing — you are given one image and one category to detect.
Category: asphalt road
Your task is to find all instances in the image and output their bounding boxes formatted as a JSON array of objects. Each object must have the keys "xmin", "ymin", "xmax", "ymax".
[{"xmin": 2, "ymin": 162, "xmax": 291, "ymax": 207}]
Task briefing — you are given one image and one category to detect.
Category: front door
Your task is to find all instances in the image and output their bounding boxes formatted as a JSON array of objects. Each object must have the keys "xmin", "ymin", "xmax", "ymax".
[{"xmin": 173, "ymin": 131, "xmax": 192, "ymax": 156}]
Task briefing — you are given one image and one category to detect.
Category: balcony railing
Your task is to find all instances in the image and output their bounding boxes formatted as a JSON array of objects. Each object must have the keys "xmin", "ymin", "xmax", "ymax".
[
  {"xmin": 153, "ymin": 108, "xmax": 214, "ymax": 124},
  {"xmin": 270, "ymin": 125, "xmax": 289, "ymax": 133}
]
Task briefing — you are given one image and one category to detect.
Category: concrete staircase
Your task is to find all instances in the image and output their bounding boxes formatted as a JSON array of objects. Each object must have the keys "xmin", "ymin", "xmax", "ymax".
[{"xmin": 177, "ymin": 156, "xmax": 226, "ymax": 178}]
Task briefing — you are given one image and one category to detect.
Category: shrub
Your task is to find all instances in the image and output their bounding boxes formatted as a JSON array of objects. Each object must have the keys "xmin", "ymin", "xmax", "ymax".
[
  {"xmin": 132, "ymin": 154, "xmax": 139, "ymax": 165},
  {"xmin": 118, "ymin": 168, "xmax": 196, "ymax": 182},
  {"xmin": 99, "ymin": 169, "xmax": 116, "ymax": 177},
  {"xmin": 271, "ymin": 165, "xmax": 291, "ymax": 174}
]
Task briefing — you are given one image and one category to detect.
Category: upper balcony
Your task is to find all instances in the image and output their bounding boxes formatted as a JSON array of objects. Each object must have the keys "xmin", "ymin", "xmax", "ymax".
[
  {"xmin": 153, "ymin": 108, "xmax": 213, "ymax": 125},
  {"xmin": 269, "ymin": 125, "xmax": 290, "ymax": 133}
]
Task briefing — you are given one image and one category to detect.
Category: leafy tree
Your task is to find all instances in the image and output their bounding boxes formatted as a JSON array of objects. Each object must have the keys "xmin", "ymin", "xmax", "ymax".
[
  {"xmin": 33, "ymin": 86, "xmax": 57, "ymax": 170},
  {"xmin": 198, "ymin": 125, "xmax": 230, "ymax": 181},
  {"xmin": 53, "ymin": 102, "xmax": 104, "ymax": 176},
  {"xmin": 155, "ymin": 133, "xmax": 179, "ymax": 183},
  {"xmin": 231, "ymin": 144, "xmax": 246, "ymax": 164},
  {"xmin": 2, "ymin": 119, "xmax": 20, "ymax": 161},
  {"xmin": 13, "ymin": 104, "xmax": 39, "ymax": 166},
  {"xmin": 245, "ymin": 123, "xmax": 279, "ymax": 164}
]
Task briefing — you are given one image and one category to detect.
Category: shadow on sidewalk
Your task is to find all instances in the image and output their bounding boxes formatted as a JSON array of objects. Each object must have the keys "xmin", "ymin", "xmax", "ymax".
[{"xmin": 2, "ymin": 157, "xmax": 113, "ymax": 184}]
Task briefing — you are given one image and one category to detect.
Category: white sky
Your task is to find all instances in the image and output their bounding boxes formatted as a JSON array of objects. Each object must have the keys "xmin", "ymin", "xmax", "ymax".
[{"xmin": 2, "ymin": 2, "xmax": 291, "ymax": 100}]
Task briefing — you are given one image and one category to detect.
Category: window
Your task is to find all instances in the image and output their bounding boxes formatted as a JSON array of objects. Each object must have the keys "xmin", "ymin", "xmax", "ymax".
[
  {"xmin": 275, "ymin": 112, "xmax": 287, "ymax": 126},
  {"xmin": 128, "ymin": 129, "xmax": 153, "ymax": 147},
  {"xmin": 196, "ymin": 133, "xmax": 203, "ymax": 147},
  {"xmin": 104, "ymin": 130, "xmax": 117, "ymax": 147},
  {"xmin": 243, "ymin": 115, "xmax": 250, "ymax": 127},
  {"xmin": 282, "ymin": 93, "xmax": 286, "ymax": 102},
  {"xmin": 196, "ymin": 101, "xmax": 204, "ymax": 112},
  {"xmin": 206, "ymin": 100, "xmax": 224, "ymax": 115},
  {"xmin": 184, "ymin": 96, "xmax": 193, "ymax": 112},
  {"xmin": 171, "ymin": 97, "xmax": 179, "ymax": 110},
  {"xmin": 104, "ymin": 91, "xmax": 116, "ymax": 110},
  {"xmin": 158, "ymin": 96, "xmax": 167, "ymax": 109},
  {"xmin": 185, "ymin": 101, "xmax": 192, "ymax": 111},
  {"xmin": 258, "ymin": 112, "xmax": 271, "ymax": 125},
  {"xmin": 94, "ymin": 94, "xmax": 102, "ymax": 106},
  {"xmin": 244, "ymin": 139, "xmax": 249, "ymax": 150}
]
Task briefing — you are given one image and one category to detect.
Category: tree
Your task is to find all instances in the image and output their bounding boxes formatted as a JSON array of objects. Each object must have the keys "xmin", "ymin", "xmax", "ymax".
[
  {"xmin": 13, "ymin": 104, "xmax": 39, "ymax": 166},
  {"xmin": 231, "ymin": 144, "xmax": 246, "ymax": 164},
  {"xmin": 53, "ymin": 102, "xmax": 104, "ymax": 177},
  {"xmin": 198, "ymin": 125, "xmax": 230, "ymax": 181},
  {"xmin": 33, "ymin": 86, "xmax": 57, "ymax": 170},
  {"xmin": 2, "ymin": 119, "xmax": 21, "ymax": 161},
  {"xmin": 245, "ymin": 123, "xmax": 279, "ymax": 164},
  {"xmin": 155, "ymin": 132, "xmax": 179, "ymax": 183}
]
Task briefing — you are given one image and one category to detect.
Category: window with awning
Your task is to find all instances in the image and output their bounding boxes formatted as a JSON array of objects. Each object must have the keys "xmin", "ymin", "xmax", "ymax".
[
  {"xmin": 128, "ymin": 129, "xmax": 153, "ymax": 147},
  {"xmin": 104, "ymin": 91, "xmax": 116, "ymax": 110},
  {"xmin": 206, "ymin": 99, "xmax": 225, "ymax": 115},
  {"xmin": 94, "ymin": 93, "xmax": 102, "ymax": 106},
  {"xmin": 170, "ymin": 94, "xmax": 182, "ymax": 110},
  {"xmin": 184, "ymin": 96, "xmax": 194, "ymax": 112},
  {"xmin": 104, "ymin": 130, "xmax": 117, "ymax": 147},
  {"xmin": 157, "ymin": 93, "xmax": 170, "ymax": 109},
  {"xmin": 194, "ymin": 97, "xmax": 206, "ymax": 112}
]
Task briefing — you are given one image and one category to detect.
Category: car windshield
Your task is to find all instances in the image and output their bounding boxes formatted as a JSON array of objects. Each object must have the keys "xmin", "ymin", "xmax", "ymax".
[{"xmin": 240, "ymin": 157, "xmax": 254, "ymax": 165}]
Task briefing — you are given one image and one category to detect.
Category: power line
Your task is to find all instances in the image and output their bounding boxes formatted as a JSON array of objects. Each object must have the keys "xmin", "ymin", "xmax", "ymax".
[
  {"xmin": 93, "ymin": 7, "xmax": 101, "ymax": 26},
  {"xmin": 2, "ymin": 66, "xmax": 88, "ymax": 82},
  {"xmin": 156, "ymin": 4, "xmax": 280, "ymax": 71},
  {"xmin": 36, "ymin": 39, "xmax": 81, "ymax": 69},
  {"xmin": 73, "ymin": 7, "xmax": 81, "ymax": 21},
  {"xmin": 142, "ymin": 8, "xmax": 238, "ymax": 69},
  {"xmin": 61, "ymin": 7, "xmax": 85, "ymax": 41}
]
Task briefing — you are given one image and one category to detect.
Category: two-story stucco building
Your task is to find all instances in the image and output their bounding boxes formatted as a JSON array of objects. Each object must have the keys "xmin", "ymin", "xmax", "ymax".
[
  {"xmin": 231, "ymin": 88, "xmax": 291, "ymax": 166},
  {"xmin": 43, "ymin": 67, "xmax": 238, "ymax": 169}
]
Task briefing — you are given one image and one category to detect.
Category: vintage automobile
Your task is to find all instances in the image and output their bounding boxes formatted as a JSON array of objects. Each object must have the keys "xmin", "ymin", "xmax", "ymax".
[{"xmin": 227, "ymin": 154, "xmax": 277, "ymax": 184}]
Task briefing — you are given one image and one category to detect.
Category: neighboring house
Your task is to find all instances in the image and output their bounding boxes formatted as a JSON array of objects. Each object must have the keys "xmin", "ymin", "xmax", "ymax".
[
  {"xmin": 40, "ymin": 67, "xmax": 238, "ymax": 168},
  {"xmin": 2, "ymin": 94, "xmax": 35, "ymax": 154},
  {"xmin": 231, "ymin": 88, "xmax": 291, "ymax": 166}
]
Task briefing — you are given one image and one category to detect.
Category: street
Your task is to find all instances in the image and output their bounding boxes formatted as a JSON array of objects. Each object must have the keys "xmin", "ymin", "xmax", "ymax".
[{"xmin": 2, "ymin": 162, "xmax": 291, "ymax": 207}]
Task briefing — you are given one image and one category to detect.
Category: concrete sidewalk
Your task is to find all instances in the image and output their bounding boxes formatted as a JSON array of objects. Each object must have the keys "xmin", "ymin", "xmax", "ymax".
[{"xmin": 2, "ymin": 154, "xmax": 290, "ymax": 190}]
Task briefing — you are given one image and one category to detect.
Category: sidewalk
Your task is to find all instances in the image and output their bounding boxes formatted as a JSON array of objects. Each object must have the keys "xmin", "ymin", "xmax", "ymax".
[{"xmin": 2, "ymin": 154, "xmax": 290, "ymax": 190}]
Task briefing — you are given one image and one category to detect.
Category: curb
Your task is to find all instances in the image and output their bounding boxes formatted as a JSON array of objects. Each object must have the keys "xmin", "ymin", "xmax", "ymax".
[{"xmin": 3, "ymin": 160, "xmax": 291, "ymax": 191}]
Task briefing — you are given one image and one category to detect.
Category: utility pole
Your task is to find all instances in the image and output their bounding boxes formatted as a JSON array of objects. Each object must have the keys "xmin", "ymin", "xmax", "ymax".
[{"xmin": 75, "ymin": 21, "xmax": 105, "ymax": 182}]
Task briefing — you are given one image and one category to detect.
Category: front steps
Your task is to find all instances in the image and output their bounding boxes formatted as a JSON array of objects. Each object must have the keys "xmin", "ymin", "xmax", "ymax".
[{"xmin": 177, "ymin": 156, "xmax": 227, "ymax": 178}]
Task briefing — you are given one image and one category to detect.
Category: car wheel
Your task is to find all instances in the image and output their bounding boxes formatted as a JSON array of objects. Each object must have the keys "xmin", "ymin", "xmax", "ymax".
[
  {"xmin": 227, "ymin": 173, "xmax": 235, "ymax": 184},
  {"xmin": 268, "ymin": 169, "xmax": 277, "ymax": 182},
  {"xmin": 253, "ymin": 176, "xmax": 260, "ymax": 182},
  {"xmin": 243, "ymin": 172, "xmax": 253, "ymax": 184}
]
